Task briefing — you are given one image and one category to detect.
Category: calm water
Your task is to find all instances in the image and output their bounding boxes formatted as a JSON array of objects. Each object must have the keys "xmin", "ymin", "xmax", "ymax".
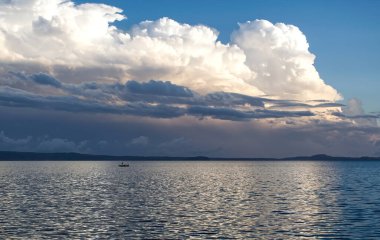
[{"xmin": 1, "ymin": 161, "xmax": 380, "ymax": 239}]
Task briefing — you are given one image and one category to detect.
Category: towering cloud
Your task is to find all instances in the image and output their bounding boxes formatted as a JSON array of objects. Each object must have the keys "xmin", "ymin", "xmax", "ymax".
[
  {"xmin": 0, "ymin": 0, "xmax": 340, "ymax": 102},
  {"xmin": 232, "ymin": 20, "xmax": 341, "ymax": 101}
]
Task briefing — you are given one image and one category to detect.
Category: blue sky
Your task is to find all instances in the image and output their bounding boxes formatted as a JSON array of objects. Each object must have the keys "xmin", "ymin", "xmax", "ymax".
[
  {"xmin": 78, "ymin": 0, "xmax": 380, "ymax": 112},
  {"xmin": 0, "ymin": 0, "xmax": 379, "ymax": 157}
]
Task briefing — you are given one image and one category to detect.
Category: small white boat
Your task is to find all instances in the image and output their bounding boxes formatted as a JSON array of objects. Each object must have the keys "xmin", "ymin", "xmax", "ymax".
[{"xmin": 118, "ymin": 162, "xmax": 129, "ymax": 167}]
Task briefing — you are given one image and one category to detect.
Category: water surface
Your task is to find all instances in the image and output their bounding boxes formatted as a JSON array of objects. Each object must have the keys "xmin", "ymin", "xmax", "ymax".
[{"xmin": 1, "ymin": 161, "xmax": 380, "ymax": 238}]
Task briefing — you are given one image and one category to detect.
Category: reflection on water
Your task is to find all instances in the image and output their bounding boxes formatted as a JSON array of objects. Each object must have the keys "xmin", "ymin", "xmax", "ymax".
[{"xmin": 1, "ymin": 161, "xmax": 380, "ymax": 238}]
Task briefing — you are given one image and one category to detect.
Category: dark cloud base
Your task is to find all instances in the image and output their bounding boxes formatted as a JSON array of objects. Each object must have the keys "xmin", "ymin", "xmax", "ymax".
[
  {"xmin": 1, "ymin": 72, "xmax": 379, "ymax": 157},
  {"xmin": 0, "ymin": 72, "xmax": 322, "ymax": 121},
  {"xmin": 1, "ymin": 106, "xmax": 380, "ymax": 157}
]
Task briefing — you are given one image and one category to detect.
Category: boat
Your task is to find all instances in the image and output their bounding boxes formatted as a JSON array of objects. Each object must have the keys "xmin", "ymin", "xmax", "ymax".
[{"xmin": 118, "ymin": 162, "xmax": 129, "ymax": 167}]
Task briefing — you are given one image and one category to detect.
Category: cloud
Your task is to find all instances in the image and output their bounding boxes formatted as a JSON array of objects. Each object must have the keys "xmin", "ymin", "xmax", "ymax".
[
  {"xmin": 231, "ymin": 20, "xmax": 341, "ymax": 101},
  {"xmin": 337, "ymin": 98, "xmax": 379, "ymax": 126},
  {"xmin": 29, "ymin": 72, "xmax": 62, "ymax": 88},
  {"xmin": 0, "ymin": 0, "xmax": 340, "ymax": 102},
  {"xmin": 0, "ymin": 130, "xmax": 32, "ymax": 145},
  {"xmin": 0, "ymin": 73, "xmax": 333, "ymax": 121},
  {"xmin": 1, "ymin": 0, "xmax": 379, "ymax": 157},
  {"xmin": 2, "ymin": 113, "xmax": 380, "ymax": 157},
  {"xmin": 188, "ymin": 106, "xmax": 314, "ymax": 121},
  {"xmin": 125, "ymin": 80, "xmax": 193, "ymax": 97},
  {"xmin": 4, "ymin": 68, "xmax": 373, "ymax": 125},
  {"xmin": 0, "ymin": 85, "xmax": 189, "ymax": 118},
  {"xmin": 344, "ymin": 98, "xmax": 365, "ymax": 116},
  {"xmin": 0, "ymin": 130, "xmax": 89, "ymax": 153},
  {"xmin": 36, "ymin": 138, "xmax": 88, "ymax": 153},
  {"xmin": 157, "ymin": 137, "xmax": 190, "ymax": 154},
  {"xmin": 204, "ymin": 92, "xmax": 265, "ymax": 108},
  {"xmin": 0, "ymin": 70, "xmax": 372, "ymax": 126},
  {"xmin": 130, "ymin": 136, "xmax": 149, "ymax": 145}
]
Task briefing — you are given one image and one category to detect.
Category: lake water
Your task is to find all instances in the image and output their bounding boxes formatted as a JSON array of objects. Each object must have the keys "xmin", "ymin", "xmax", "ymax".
[{"xmin": 1, "ymin": 161, "xmax": 380, "ymax": 239}]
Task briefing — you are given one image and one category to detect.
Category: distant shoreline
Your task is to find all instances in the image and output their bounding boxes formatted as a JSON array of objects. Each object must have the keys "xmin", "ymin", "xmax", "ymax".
[{"xmin": 0, "ymin": 151, "xmax": 380, "ymax": 161}]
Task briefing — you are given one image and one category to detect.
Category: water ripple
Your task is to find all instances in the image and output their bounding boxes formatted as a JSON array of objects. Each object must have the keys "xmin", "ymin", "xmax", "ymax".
[{"xmin": 1, "ymin": 161, "xmax": 380, "ymax": 238}]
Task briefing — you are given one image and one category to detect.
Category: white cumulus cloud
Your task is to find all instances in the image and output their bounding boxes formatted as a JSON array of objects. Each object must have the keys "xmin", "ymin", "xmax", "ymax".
[
  {"xmin": 0, "ymin": 0, "xmax": 340, "ymax": 104},
  {"xmin": 231, "ymin": 20, "xmax": 341, "ymax": 101}
]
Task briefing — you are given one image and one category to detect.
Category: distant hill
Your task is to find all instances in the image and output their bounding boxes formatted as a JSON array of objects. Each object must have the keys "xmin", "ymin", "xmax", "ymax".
[
  {"xmin": 281, "ymin": 154, "xmax": 380, "ymax": 161},
  {"xmin": 0, "ymin": 151, "xmax": 380, "ymax": 161}
]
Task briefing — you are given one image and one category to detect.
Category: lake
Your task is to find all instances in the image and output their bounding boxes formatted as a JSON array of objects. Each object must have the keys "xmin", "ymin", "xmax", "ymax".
[{"xmin": 1, "ymin": 160, "xmax": 380, "ymax": 238}]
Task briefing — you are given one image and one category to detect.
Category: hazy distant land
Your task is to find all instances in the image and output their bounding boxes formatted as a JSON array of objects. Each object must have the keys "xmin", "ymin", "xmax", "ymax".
[{"xmin": 0, "ymin": 151, "xmax": 379, "ymax": 161}]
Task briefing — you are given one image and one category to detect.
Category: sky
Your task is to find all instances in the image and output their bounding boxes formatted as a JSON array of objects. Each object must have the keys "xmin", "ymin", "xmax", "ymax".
[{"xmin": 0, "ymin": 0, "xmax": 379, "ymax": 157}]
